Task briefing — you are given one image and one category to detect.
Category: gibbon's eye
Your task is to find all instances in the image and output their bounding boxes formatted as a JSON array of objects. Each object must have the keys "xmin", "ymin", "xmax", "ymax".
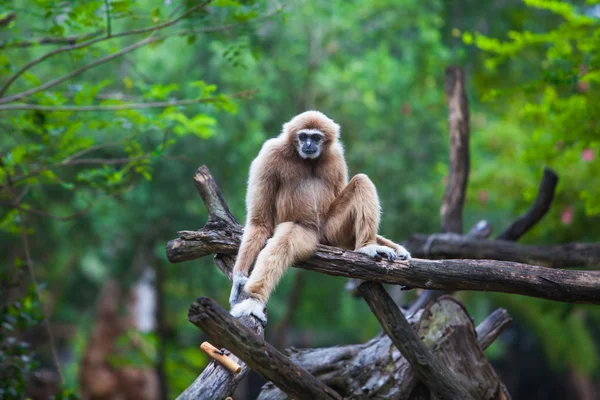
[
  {"xmin": 311, "ymin": 134, "xmax": 321, "ymax": 142},
  {"xmin": 299, "ymin": 133, "xmax": 308, "ymax": 141}
]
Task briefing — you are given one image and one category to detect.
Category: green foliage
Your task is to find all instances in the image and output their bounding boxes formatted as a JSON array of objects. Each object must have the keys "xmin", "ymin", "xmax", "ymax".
[
  {"xmin": 0, "ymin": 284, "xmax": 42, "ymax": 399},
  {"xmin": 1, "ymin": 0, "xmax": 600, "ymax": 397}
]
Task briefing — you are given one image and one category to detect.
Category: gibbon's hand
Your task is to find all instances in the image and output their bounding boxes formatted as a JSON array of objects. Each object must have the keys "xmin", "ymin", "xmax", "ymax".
[
  {"xmin": 356, "ymin": 244, "xmax": 411, "ymax": 262},
  {"xmin": 229, "ymin": 273, "xmax": 249, "ymax": 307}
]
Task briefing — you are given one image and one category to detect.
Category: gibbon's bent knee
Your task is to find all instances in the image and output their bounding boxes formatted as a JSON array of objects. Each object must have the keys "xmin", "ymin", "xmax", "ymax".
[{"xmin": 350, "ymin": 173, "xmax": 376, "ymax": 190}]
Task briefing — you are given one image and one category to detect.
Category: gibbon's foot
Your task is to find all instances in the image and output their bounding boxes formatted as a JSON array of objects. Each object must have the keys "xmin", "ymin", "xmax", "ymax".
[
  {"xmin": 229, "ymin": 273, "xmax": 249, "ymax": 307},
  {"xmin": 357, "ymin": 244, "xmax": 410, "ymax": 261},
  {"xmin": 393, "ymin": 245, "xmax": 411, "ymax": 261},
  {"xmin": 230, "ymin": 298, "xmax": 267, "ymax": 326}
]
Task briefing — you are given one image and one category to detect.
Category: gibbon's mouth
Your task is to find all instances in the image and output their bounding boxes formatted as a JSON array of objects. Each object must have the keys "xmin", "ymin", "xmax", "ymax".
[{"xmin": 302, "ymin": 148, "xmax": 317, "ymax": 155}]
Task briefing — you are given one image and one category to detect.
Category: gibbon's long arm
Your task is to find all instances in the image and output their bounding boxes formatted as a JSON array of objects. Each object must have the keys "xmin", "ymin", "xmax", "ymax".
[{"xmin": 232, "ymin": 146, "xmax": 278, "ymax": 277}]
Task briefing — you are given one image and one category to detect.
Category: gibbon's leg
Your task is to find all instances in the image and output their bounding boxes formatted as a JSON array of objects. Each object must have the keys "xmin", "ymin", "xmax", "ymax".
[
  {"xmin": 324, "ymin": 174, "xmax": 411, "ymax": 260},
  {"xmin": 230, "ymin": 222, "xmax": 318, "ymax": 324}
]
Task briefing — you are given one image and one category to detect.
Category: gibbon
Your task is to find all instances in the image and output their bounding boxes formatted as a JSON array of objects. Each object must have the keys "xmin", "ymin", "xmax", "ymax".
[{"xmin": 229, "ymin": 111, "xmax": 411, "ymax": 323}]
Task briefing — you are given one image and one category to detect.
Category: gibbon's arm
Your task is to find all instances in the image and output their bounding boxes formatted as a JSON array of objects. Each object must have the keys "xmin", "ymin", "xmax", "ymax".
[{"xmin": 232, "ymin": 149, "xmax": 278, "ymax": 278}]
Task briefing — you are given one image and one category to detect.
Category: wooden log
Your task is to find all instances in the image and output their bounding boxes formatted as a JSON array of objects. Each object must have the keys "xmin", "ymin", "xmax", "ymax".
[
  {"xmin": 359, "ymin": 282, "xmax": 475, "ymax": 399},
  {"xmin": 176, "ymin": 256, "xmax": 264, "ymax": 400},
  {"xmin": 188, "ymin": 297, "xmax": 342, "ymax": 400},
  {"xmin": 259, "ymin": 297, "xmax": 509, "ymax": 399}
]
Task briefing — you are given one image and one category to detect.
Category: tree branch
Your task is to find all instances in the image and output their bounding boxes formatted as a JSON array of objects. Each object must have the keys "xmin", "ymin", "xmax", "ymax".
[
  {"xmin": 441, "ymin": 66, "xmax": 470, "ymax": 234},
  {"xmin": 404, "ymin": 233, "xmax": 600, "ymax": 269},
  {"xmin": 177, "ymin": 256, "xmax": 264, "ymax": 400},
  {"xmin": 417, "ymin": 66, "xmax": 472, "ymax": 312},
  {"xmin": 193, "ymin": 165, "xmax": 238, "ymax": 225},
  {"xmin": 188, "ymin": 297, "xmax": 342, "ymax": 400},
  {"xmin": 358, "ymin": 282, "xmax": 474, "ymax": 400},
  {"xmin": 0, "ymin": 90, "xmax": 257, "ymax": 111},
  {"xmin": 167, "ymin": 223, "xmax": 600, "ymax": 304},
  {"xmin": 476, "ymin": 308, "xmax": 512, "ymax": 350},
  {"xmin": 0, "ymin": 30, "xmax": 104, "ymax": 49},
  {"xmin": 497, "ymin": 167, "xmax": 559, "ymax": 240}
]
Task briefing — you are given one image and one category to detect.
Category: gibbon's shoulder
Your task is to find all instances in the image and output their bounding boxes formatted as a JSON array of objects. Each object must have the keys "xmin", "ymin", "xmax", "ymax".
[{"xmin": 250, "ymin": 138, "xmax": 283, "ymax": 167}]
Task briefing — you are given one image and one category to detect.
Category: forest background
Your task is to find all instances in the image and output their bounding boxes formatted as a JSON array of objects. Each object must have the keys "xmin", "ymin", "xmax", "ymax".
[{"xmin": 1, "ymin": 0, "xmax": 599, "ymax": 399}]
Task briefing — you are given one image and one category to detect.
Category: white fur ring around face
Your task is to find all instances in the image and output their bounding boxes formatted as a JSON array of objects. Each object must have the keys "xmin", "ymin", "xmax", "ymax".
[{"xmin": 230, "ymin": 298, "xmax": 267, "ymax": 326}]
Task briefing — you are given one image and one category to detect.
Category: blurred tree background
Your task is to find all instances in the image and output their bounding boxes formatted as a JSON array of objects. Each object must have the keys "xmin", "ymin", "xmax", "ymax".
[{"xmin": 0, "ymin": 0, "xmax": 598, "ymax": 399}]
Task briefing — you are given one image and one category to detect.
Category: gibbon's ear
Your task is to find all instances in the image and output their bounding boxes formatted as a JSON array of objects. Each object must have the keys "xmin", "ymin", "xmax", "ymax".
[{"xmin": 282, "ymin": 111, "xmax": 340, "ymax": 142}]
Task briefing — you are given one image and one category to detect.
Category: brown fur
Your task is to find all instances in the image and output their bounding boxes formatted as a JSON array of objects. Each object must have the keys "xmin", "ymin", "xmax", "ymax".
[{"xmin": 233, "ymin": 111, "xmax": 404, "ymax": 304}]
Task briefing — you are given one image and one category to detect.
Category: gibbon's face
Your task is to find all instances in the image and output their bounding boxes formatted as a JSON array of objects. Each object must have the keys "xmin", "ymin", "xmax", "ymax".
[{"xmin": 296, "ymin": 129, "xmax": 325, "ymax": 159}]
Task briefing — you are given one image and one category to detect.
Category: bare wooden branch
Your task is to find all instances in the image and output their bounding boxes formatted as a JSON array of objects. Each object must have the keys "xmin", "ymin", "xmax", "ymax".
[
  {"xmin": 259, "ymin": 297, "xmax": 508, "ymax": 399},
  {"xmin": 188, "ymin": 297, "xmax": 342, "ymax": 400},
  {"xmin": 405, "ymin": 233, "xmax": 600, "ymax": 269},
  {"xmin": 193, "ymin": 165, "xmax": 238, "ymax": 225},
  {"xmin": 0, "ymin": 30, "xmax": 103, "ymax": 49},
  {"xmin": 498, "ymin": 167, "xmax": 559, "ymax": 240},
  {"xmin": 167, "ymin": 224, "xmax": 600, "ymax": 304},
  {"xmin": 467, "ymin": 220, "xmax": 492, "ymax": 239},
  {"xmin": 441, "ymin": 66, "xmax": 470, "ymax": 234},
  {"xmin": 476, "ymin": 308, "xmax": 512, "ymax": 350},
  {"xmin": 358, "ymin": 282, "xmax": 474, "ymax": 399},
  {"xmin": 0, "ymin": 90, "xmax": 257, "ymax": 111}
]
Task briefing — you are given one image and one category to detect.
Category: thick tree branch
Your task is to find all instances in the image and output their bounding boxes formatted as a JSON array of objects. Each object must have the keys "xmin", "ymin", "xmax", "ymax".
[
  {"xmin": 188, "ymin": 297, "xmax": 342, "ymax": 400},
  {"xmin": 497, "ymin": 167, "xmax": 559, "ymax": 240},
  {"xmin": 441, "ymin": 66, "xmax": 470, "ymax": 234},
  {"xmin": 358, "ymin": 282, "xmax": 474, "ymax": 400},
  {"xmin": 167, "ymin": 224, "xmax": 600, "ymax": 304},
  {"xmin": 404, "ymin": 233, "xmax": 600, "ymax": 269}
]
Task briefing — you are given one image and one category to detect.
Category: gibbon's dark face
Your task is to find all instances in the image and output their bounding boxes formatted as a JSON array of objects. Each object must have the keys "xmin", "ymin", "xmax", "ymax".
[{"xmin": 296, "ymin": 129, "xmax": 325, "ymax": 159}]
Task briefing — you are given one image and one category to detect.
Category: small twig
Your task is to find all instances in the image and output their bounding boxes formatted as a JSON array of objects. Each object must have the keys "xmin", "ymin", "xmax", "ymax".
[
  {"xmin": 0, "ymin": 30, "xmax": 104, "ymax": 49},
  {"xmin": 0, "ymin": 200, "xmax": 92, "ymax": 221},
  {"xmin": 476, "ymin": 308, "xmax": 512, "ymax": 350},
  {"xmin": 104, "ymin": 0, "xmax": 112, "ymax": 38},
  {"xmin": 0, "ymin": 89, "xmax": 258, "ymax": 111},
  {"xmin": 0, "ymin": 12, "xmax": 16, "ymax": 27}
]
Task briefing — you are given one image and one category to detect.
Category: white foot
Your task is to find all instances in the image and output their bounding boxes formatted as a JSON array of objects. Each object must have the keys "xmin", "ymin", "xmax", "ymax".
[
  {"xmin": 394, "ymin": 245, "xmax": 411, "ymax": 261},
  {"xmin": 230, "ymin": 298, "xmax": 267, "ymax": 326},
  {"xmin": 229, "ymin": 273, "xmax": 249, "ymax": 307},
  {"xmin": 357, "ymin": 244, "xmax": 410, "ymax": 261}
]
